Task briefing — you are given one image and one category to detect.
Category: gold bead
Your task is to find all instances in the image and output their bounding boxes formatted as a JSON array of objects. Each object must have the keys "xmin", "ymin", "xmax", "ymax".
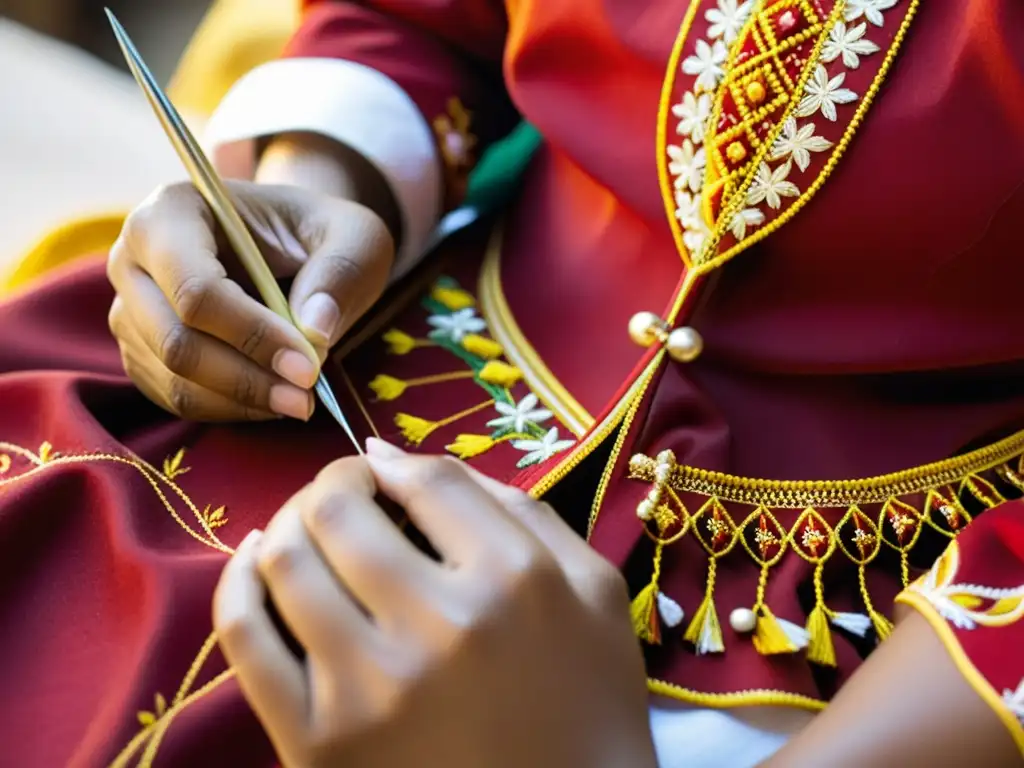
[
  {"xmin": 746, "ymin": 80, "xmax": 766, "ymax": 104},
  {"xmin": 628, "ymin": 311, "xmax": 665, "ymax": 347},
  {"xmin": 665, "ymin": 326, "xmax": 704, "ymax": 363},
  {"xmin": 729, "ymin": 607, "xmax": 757, "ymax": 633},
  {"xmin": 726, "ymin": 141, "xmax": 747, "ymax": 163}
]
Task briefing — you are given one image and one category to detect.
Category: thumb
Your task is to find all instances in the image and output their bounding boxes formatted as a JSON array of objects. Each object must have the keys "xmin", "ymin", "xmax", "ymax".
[{"xmin": 288, "ymin": 203, "xmax": 394, "ymax": 354}]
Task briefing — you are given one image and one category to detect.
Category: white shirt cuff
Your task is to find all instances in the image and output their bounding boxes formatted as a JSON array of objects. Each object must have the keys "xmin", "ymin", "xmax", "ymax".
[{"xmin": 202, "ymin": 58, "xmax": 442, "ymax": 280}]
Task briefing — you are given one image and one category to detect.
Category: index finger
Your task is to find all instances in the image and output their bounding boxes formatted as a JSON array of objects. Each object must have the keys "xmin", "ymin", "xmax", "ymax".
[{"xmin": 121, "ymin": 184, "xmax": 315, "ymax": 375}]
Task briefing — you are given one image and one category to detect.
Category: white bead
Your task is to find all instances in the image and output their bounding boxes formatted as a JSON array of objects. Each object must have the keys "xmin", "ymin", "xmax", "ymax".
[
  {"xmin": 729, "ymin": 607, "xmax": 757, "ymax": 633},
  {"xmin": 665, "ymin": 326, "xmax": 704, "ymax": 363},
  {"xmin": 636, "ymin": 500, "xmax": 655, "ymax": 521},
  {"xmin": 628, "ymin": 311, "xmax": 664, "ymax": 347}
]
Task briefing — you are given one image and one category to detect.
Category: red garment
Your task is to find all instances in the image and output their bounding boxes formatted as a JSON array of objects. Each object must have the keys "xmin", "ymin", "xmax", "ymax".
[{"xmin": 2, "ymin": 1, "xmax": 1024, "ymax": 764}]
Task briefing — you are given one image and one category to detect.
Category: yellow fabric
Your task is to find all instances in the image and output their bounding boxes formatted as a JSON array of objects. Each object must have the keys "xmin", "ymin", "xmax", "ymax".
[{"xmin": 0, "ymin": 0, "xmax": 298, "ymax": 297}]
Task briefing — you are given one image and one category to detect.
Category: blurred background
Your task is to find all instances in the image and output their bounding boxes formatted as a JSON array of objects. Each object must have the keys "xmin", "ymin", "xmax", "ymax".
[{"xmin": 2, "ymin": 0, "xmax": 210, "ymax": 82}]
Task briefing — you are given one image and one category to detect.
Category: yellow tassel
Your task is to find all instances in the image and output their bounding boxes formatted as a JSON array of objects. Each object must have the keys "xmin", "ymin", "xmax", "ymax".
[
  {"xmin": 461, "ymin": 334, "xmax": 504, "ymax": 359},
  {"xmin": 394, "ymin": 414, "xmax": 439, "ymax": 445},
  {"xmin": 683, "ymin": 594, "xmax": 724, "ymax": 654},
  {"xmin": 431, "ymin": 285, "xmax": 476, "ymax": 310},
  {"xmin": 446, "ymin": 433, "xmax": 496, "ymax": 459},
  {"xmin": 478, "ymin": 361, "xmax": 523, "ymax": 387},
  {"xmin": 870, "ymin": 609, "xmax": 894, "ymax": 641},
  {"xmin": 753, "ymin": 606, "xmax": 800, "ymax": 655},
  {"xmin": 805, "ymin": 604, "xmax": 836, "ymax": 667},
  {"xmin": 629, "ymin": 582, "xmax": 661, "ymax": 645},
  {"xmin": 382, "ymin": 329, "xmax": 418, "ymax": 355},
  {"xmin": 369, "ymin": 375, "xmax": 407, "ymax": 400}
]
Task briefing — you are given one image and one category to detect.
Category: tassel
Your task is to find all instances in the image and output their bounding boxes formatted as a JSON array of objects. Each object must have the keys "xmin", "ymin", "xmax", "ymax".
[
  {"xmin": 461, "ymin": 334, "xmax": 504, "ymax": 359},
  {"xmin": 683, "ymin": 593, "xmax": 724, "ymax": 655},
  {"xmin": 830, "ymin": 611, "xmax": 872, "ymax": 638},
  {"xmin": 431, "ymin": 285, "xmax": 476, "ymax": 310},
  {"xmin": 478, "ymin": 361, "xmax": 523, "ymax": 387},
  {"xmin": 657, "ymin": 592, "xmax": 685, "ymax": 628},
  {"xmin": 805, "ymin": 604, "xmax": 836, "ymax": 667},
  {"xmin": 629, "ymin": 583, "xmax": 661, "ymax": 644},
  {"xmin": 369, "ymin": 375, "xmax": 407, "ymax": 401},
  {"xmin": 394, "ymin": 414, "xmax": 439, "ymax": 445},
  {"xmin": 446, "ymin": 433, "xmax": 496, "ymax": 459},
  {"xmin": 753, "ymin": 606, "xmax": 807, "ymax": 655},
  {"xmin": 869, "ymin": 608, "xmax": 894, "ymax": 641},
  {"xmin": 382, "ymin": 329, "xmax": 418, "ymax": 355}
]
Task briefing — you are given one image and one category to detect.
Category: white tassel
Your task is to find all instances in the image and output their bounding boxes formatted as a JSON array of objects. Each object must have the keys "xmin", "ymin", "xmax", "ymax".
[
  {"xmin": 656, "ymin": 592, "xmax": 685, "ymax": 628},
  {"xmin": 777, "ymin": 617, "xmax": 810, "ymax": 650},
  {"xmin": 830, "ymin": 611, "xmax": 873, "ymax": 638}
]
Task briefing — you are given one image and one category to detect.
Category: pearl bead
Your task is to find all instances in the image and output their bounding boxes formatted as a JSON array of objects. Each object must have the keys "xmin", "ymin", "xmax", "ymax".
[
  {"xmin": 729, "ymin": 607, "xmax": 757, "ymax": 634},
  {"xmin": 636, "ymin": 500, "xmax": 655, "ymax": 521},
  {"xmin": 628, "ymin": 311, "xmax": 664, "ymax": 347},
  {"xmin": 665, "ymin": 326, "xmax": 704, "ymax": 362},
  {"xmin": 656, "ymin": 449, "xmax": 676, "ymax": 466}
]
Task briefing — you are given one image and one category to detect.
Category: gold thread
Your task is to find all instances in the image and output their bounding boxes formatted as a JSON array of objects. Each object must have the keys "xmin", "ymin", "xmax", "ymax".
[
  {"xmin": 478, "ymin": 223, "xmax": 595, "ymax": 437},
  {"xmin": 647, "ymin": 677, "xmax": 826, "ymax": 711},
  {"xmin": 627, "ymin": 429, "xmax": 1024, "ymax": 508}
]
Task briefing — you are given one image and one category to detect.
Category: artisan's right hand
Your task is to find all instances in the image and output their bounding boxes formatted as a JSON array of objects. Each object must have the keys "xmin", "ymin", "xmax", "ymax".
[{"xmin": 106, "ymin": 180, "xmax": 394, "ymax": 421}]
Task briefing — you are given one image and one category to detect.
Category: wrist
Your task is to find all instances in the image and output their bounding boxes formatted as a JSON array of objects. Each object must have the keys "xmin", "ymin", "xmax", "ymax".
[{"xmin": 256, "ymin": 131, "xmax": 403, "ymax": 249}]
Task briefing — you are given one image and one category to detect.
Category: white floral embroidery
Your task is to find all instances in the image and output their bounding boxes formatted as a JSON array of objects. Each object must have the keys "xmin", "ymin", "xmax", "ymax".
[
  {"xmin": 746, "ymin": 161, "xmax": 799, "ymax": 209},
  {"xmin": 1002, "ymin": 680, "xmax": 1024, "ymax": 725},
  {"xmin": 682, "ymin": 38, "xmax": 728, "ymax": 92},
  {"xmin": 796, "ymin": 65, "xmax": 858, "ymax": 122},
  {"xmin": 486, "ymin": 393, "xmax": 552, "ymax": 435},
  {"xmin": 426, "ymin": 307, "xmax": 486, "ymax": 342},
  {"xmin": 728, "ymin": 207, "xmax": 765, "ymax": 240},
  {"xmin": 911, "ymin": 567, "xmax": 1024, "ymax": 631},
  {"xmin": 676, "ymin": 190, "xmax": 711, "ymax": 253},
  {"xmin": 821, "ymin": 21, "xmax": 880, "ymax": 69},
  {"xmin": 667, "ymin": 141, "xmax": 706, "ymax": 192},
  {"xmin": 672, "ymin": 91, "xmax": 714, "ymax": 144},
  {"xmin": 705, "ymin": 0, "xmax": 754, "ymax": 45},
  {"xmin": 512, "ymin": 427, "xmax": 575, "ymax": 468},
  {"xmin": 769, "ymin": 117, "xmax": 833, "ymax": 171},
  {"xmin": 844, "ymin": 0, "xmax": 898, "ymax": 27}
]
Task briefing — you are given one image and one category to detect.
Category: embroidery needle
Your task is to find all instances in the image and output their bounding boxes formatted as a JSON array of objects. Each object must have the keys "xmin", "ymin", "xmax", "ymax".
[{"xmin": 105, "ymin": 8, "xmax": 363, "ymax": 455}]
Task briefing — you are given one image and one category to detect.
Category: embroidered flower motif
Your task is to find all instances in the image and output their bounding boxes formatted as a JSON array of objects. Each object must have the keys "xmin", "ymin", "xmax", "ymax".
[
  {"xmin": 427, "ymin": 307, "xmax": 486, "ymax": 343},
  {"xmin": 1002, "ymin": 679, "xmax": 1024, "ymax": 725},
  {"xmin": 746, "ymin": 162, "xmax": 799, "ymax": 209},
  {"xmin": 796, "ymin": 65, "xmax": 858, "ymax": 122},
  {"xmin": 705, "ymin": 0, "xmax": 754, "ymax": 44},
  {"xmin": 672, "ymin": 91, "xmax": 713, "ymax": 144},
  {"xmin": 844, "ymin": 0, "xmax": 898, "ymax": 27},
  {"xmin": 821, "ymin": 21, "xmax": 879, "ymax": 69},
  {"xmin": 769, "ymin": 118, "xmax": 833, "ymax": 172},
  {"xmin": 667, "ymin": 141, "xmax": 706, "ymax": 192},
  {"xmin": 675, "ymin": 190, "xmax": 711, "ymax": 253},
  {"xmin": 512, "ymin": 427, "xmax": 575, "ymax": 468},
  {"xmin": 729, "ymin": 207, "xmax": 765, "ymax": 240},
  {"xmin": 682, "ymin": 39, "xmax": 728, "ymax": 92},
  {"xmin": 486, "ymin": 393, "xmax": 552, "ymax": 436}
]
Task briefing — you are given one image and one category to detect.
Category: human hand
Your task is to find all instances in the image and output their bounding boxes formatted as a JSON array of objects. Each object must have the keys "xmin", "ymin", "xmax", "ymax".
[
  {"xmin": 213, "ymin": 440, "xmax": 657, "ymax": 768},
  {"xmin": 106, "ymin": 180, "xmax": 393, "ymax": 421}
]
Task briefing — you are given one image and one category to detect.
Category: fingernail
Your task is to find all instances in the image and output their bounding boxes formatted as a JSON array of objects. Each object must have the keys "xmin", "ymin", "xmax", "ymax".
[
  {"xmin": 237, "ymin": 529, "xmax": 263, "ymax": 552},
  {"xmin": 299, "ymin": 293, "xmax": 341, "ymax": 348},
  {"xmin": 269, "ymin": 384, "xmax": 313, "ymax": 421},
  {"xmin": 272, "ymin": 349, "xmax": 318, "ymax": 389},
  {"xmin": 365, "ymin": 437, "xmax": 406, "ymax": 459}
]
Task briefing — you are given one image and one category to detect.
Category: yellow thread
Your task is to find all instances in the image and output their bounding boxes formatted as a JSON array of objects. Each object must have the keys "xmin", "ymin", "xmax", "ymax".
[
  {"xmin": 630, "ymin": 542, "xmax": 666, "ymax": 644},
  {"xmin": 683, "ymin": 557, "xmax": 723, "ymax": 653},
  {"xmin": 477, "ymin": 361, "xmax": 523, "ymax": 387},
  {"xmin": 445, "ymin": 432, "xmax": 522, "ymax": 460},
  {"xmin": 431, "ymin": 284, "xmax": 476, "ymax": 311},
  {"xmin": 647, "ymin": 677, "xmax": 826, "ymax": 711},
  {"xmin": 370, "ymin": 370, "xmax": 477, "ymax": 400},
  {"xmin": 460, "ymin": 333, "xmax": 504, "ymax": 359},
  {"xmin": 382, "ymin": 328, "xmax": 433, "ymax": 355},
  {"xmin": 395, "ymin": 400, "xmax": 495, "ymax": 446},
  {"xmin": 753, "ymin": 605, "xmax": 799, "ymax": 655}
]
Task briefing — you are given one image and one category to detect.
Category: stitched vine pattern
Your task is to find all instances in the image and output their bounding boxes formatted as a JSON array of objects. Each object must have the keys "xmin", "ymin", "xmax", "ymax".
[
  {"xmin": 626, "ymin": 435, "xmax": 1024, "ymax": 667},
  {"xmin": 370, "ymin": 276, "xmax": 576, "ymax": 468}
]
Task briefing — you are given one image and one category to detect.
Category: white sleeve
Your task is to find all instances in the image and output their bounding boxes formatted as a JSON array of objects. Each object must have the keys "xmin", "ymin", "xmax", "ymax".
[{"xmin": 201, "ymin": 58, "xmax": 443, "ymax": 281}]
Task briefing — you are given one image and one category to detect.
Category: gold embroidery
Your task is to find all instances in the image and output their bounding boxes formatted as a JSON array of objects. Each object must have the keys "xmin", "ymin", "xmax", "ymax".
[
  {"xmin": 624, "ymin": 433, "xmax": 1024, "ymax": 661},
  {"xmin": 433, "ymin": 97, "xmax": 477, "ymax": 172},
  {"xmin": 0, "ymin": 443, "xmax": 231, "ymax": 553}
]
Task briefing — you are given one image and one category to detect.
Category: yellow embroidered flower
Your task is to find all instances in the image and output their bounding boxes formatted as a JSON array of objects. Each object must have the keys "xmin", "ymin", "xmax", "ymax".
[
  {"xmin": 461, "ymin": 334, "xmax": 503, "ymax": 359},
  {"xmin": 446, "ymin": 434, "xmax": 496, "ymax": 460},
  {"xmin": 369, "ymin": 375, "xmax": 407, "ymax": 401},
  {"xmin": 431, "ymin": 285, "xmax": 476, "ymax": 311},
  {"xmin": 478, "ymin": 361, "xmax": 522, "ymax": 387},
  {"xmin": 382, "ymin": 329, "xmax": 417, "ymax": 355},
  {"xmin": 394, "ymin": 414, "xmax": 438, "ymax": 445}
]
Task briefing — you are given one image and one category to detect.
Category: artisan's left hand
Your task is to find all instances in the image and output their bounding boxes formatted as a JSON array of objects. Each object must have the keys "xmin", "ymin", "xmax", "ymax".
[{"xmin": 213, "ymin": 439, "xmax": 657, "ymax": 768}]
